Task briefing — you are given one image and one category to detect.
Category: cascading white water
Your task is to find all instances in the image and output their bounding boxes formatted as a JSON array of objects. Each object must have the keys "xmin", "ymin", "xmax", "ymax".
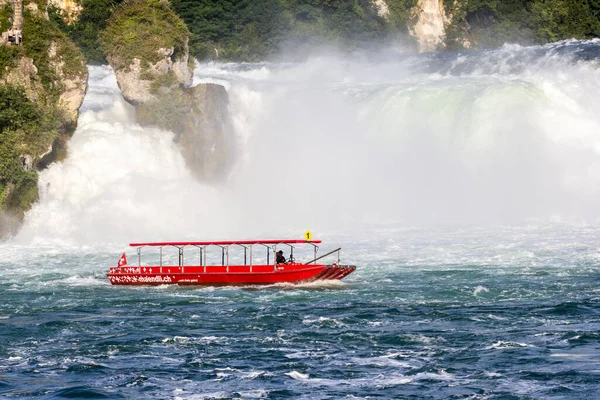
[{"xmin": 15, "ymin": 40, "xmax": 600, "ymax": 245}]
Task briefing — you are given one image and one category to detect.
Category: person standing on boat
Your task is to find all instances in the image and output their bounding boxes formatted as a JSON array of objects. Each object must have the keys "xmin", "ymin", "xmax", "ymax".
[{"xmin": 276, "ymin": 250, "xmax": 286, "ymax": 264}]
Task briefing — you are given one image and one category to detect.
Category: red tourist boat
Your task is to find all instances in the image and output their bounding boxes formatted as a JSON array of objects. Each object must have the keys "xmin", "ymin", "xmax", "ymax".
[{"xmin": 107, "ymin": 239, "xmax": 356, "ymax": 285}]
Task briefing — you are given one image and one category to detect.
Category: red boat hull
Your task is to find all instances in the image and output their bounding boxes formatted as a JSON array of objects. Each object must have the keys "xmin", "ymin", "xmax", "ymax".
[{"xmin": 107, "ymin": 263, "xmax": 356, "ymax": 285}]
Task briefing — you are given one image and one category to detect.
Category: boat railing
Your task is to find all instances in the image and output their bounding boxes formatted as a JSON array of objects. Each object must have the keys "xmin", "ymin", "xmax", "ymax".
[
  {"xmin": 130, "ymin": 240, "xmax": 332, "ymax": 271},
  {"xmin": 303, "ymin": 247, "xmax": 341, "ymax": 265}
]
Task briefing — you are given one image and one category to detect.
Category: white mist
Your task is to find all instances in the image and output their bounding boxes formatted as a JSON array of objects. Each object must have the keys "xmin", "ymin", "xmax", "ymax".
[{"xmin": 16, "ymin": 41, "xmax": 600, "ymax": 245}]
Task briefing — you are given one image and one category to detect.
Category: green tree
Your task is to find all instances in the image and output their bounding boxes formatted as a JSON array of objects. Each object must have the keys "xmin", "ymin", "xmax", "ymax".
[{"xmin": 532, "ymin": 0, "xmax": 600, "ymax": 42}]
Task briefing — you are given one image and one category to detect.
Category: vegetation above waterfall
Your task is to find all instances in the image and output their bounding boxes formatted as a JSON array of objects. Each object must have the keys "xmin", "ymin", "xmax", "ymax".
[
  {"xmin": 169, "ymin": 0, "xmax": 417, "ymax": 61},
  {"xmin": 55, "ymin": 0, "xmax": 600, "ymax": 63},
  {"xmin": 58, "ymin": 0, "xmax": 418, "ymax": 62}
]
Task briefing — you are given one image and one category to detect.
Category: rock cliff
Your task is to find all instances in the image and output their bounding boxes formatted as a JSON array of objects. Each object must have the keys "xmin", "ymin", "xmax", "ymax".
[
  {"xmin": 409, "ymin": 0, "xmax": 448, "ymax": 53},
  {"xmin": 0, "ymin": 0, "xmax": 88, "ymax": 237},
  {"xmin": 103, "ymin": 0, "xmax": 233, "ymax": 182}
]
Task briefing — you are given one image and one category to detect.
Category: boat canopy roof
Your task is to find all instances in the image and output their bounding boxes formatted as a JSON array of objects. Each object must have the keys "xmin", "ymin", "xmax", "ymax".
[{"xmin": 130, "ymin": 239, "xmax": 322, "ymax": 247}]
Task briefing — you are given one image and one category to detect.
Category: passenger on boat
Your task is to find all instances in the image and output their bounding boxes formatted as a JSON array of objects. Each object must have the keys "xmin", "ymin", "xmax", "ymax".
[{"xmin": 276, "ymin": 250, "xmax": 286, "ymax": 264}]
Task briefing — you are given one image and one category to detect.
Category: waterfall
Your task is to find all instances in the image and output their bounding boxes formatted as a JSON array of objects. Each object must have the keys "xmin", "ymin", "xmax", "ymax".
[{"xmin": 16, "ymin": 40, "xmax": 600, "ymax": 245}]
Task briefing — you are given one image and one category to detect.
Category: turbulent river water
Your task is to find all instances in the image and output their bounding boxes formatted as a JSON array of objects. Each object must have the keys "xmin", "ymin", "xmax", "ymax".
[{"xmin": 2, "ymin": 40, "xmax": 600, "ymax": 398}]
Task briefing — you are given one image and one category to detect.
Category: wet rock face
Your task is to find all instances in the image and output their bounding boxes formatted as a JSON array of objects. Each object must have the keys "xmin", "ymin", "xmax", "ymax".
[
  {"xmin": 178, "ymin": 84, "xmax": 233, "ymax": 182},
  {"xmin": 136, "ymin": 83, "xmax": 234, "ymax": 182}
]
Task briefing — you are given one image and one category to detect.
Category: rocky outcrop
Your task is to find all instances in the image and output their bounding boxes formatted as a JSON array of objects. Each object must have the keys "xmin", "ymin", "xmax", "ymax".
[
  {"xmin": 170, "ymin": 84, "xmax": 232, "ymax": 182},
  {"xmin": 0, "ymin": 0, "xmax": 88, "ymax": 238},
  {"xmin": 104, "ymin": 0, "xmax": 233, "ymax": 182},
  {"xmin": 48, "ymin": 40, "xmax": 88, "ymax": 126},
  {"xmin": 107, "ymin": 44, "xmax": 192, "ymax": 106},
  {"xmin": 136, "ymin": 83, "xmax": 233, "ymax": 182},
  {"xmin": 1, "ymin": 56, "xmax": 43, "ymax": 101},
  {"xmin": 409, "ymin": 0, "xmax": 448, "ymax": 52},
  {"xmin": 48, "ymin": 0, "xmax": 82, "ymax": 23}
]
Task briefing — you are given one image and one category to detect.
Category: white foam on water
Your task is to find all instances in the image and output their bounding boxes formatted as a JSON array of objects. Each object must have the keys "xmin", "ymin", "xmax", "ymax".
[
  {"xmin": 487, "ymin": 341, "xmax": 534, "ymax": 349},
  {"xmin": 473, "ymin": 285, "xmax": 489, "ymax": 296},
  {"xmin": 241, "ymin": 371, "xmax": 265, "ymax": 380},
  {"xmin": 286, "ymin": 370, "xmax": 309, "ymax": 380}
]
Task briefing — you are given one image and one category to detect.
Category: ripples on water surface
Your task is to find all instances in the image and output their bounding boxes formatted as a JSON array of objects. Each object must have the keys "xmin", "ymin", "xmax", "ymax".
[{"xmin": 1, "ymin": 226, "xmax": 600, "ymax": 399}]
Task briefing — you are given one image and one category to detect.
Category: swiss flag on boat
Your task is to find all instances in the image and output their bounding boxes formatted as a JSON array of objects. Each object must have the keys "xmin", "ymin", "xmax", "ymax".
[{"xmin": 117, "ymin": 253, "xmax": 127, "ymax": 267}]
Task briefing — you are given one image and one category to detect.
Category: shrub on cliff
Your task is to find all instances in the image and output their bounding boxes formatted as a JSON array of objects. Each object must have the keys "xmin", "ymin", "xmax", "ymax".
[{"xmin": 101, "ymin": 0, "xmax": 190, "ymax": 71}]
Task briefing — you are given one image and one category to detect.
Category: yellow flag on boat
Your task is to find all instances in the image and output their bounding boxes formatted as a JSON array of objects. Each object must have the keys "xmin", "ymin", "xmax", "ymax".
[{"xmin": 304, "ymin": 230, "xmax": 312, "ymax": 242}]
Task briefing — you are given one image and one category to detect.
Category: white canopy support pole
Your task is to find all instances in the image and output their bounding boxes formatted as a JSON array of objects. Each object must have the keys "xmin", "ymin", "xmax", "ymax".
[
  {"xmin": 192, "ymin": 245, "xmax": 205, "ymax": 272},
  {"xmin": 306, "ymin": 243, "xmax": 319, "ymax": 264},
  {"xmin": 159, "ymin": 247, "xmax": 163, "ymax": 274}
]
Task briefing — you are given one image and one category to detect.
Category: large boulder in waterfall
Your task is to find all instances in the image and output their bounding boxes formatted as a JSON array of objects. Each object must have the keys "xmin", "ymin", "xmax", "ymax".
[
  {"xmin": 0, "ymin": 1, "xmax": 88, "ymax": 237},
  {"xmin": 137, "ymin": 83, "xmax": 234, "ymax": 182},
  {"xmin": 102, "ymin": 0, "xmax": 233, "ymax": 182},
  {"xmin": 101, "ymin": 0, "xmax": 193, "ymax": 105}
]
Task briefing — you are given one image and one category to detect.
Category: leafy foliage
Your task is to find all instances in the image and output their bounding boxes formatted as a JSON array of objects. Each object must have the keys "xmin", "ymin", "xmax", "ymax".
[
  {"xmin": 169, "ymin": 0, "xmax": 398, "ymax": 60},
  {"xmin": 50, "ymin": 0, "xmax": 124, "ymax": 65},
  {"xmin": 531, "ymin": 0, "xmax": 600, "ymax": 42},
  {"xmin": 0, "ymin": 3, "xmax": 11, "ymax": 33},
  {"xmin": 0, "ymin": 46, "xmax": 20, "ymax": 78}
]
